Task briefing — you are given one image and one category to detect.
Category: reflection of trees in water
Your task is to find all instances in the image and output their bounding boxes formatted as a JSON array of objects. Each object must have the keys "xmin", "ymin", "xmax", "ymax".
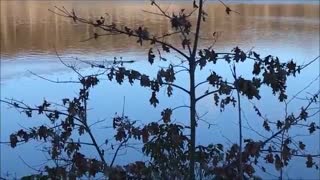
[{"xmin": 1, "ymin": 1, "xmax": 318, "ymax": 56}]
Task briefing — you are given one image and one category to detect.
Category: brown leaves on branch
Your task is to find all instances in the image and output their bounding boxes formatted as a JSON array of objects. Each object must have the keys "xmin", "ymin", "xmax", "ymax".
[
  {"xmin": 161, "ymin": 108, "xmax": 172, "ymax": 123},
  {"xmin": 171, "ymin": 13, "xmax": 192, "ymax": 34},
  {"xmin": 234, "ymin": 77, "xmax": 261, "ymax": 100}
]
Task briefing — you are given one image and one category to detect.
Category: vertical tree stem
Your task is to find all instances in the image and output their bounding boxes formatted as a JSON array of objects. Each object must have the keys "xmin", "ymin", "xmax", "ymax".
[
  {"xmin": 189, "ymin": 40, "xmax": 197, "ymax": 178},
  {"xmin": 189, "ymin": 0, "xmax": 203, "ymax": 179},
  {"xmin": 236, "ymin": 89, "xmax": 243, "ymax": 180},
  {"xmin": 189, "ymin": 67, "xmax": 196, "ymax": 179},
  {"xmin": 233, "ymin": 65, "xmax": 243, "ymax": 180}
]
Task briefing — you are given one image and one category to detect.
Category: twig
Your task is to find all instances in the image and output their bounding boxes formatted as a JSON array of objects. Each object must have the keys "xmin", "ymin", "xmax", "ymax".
[
  {"xmin": 218, "ymin": 0, "xmax": 240, "ymax": 15},
  {"xmin": 28, "ymin": 70, "xmax": 80, "ymax": 84},
  {"xmin": 122, "ymin": 96, "xmax": 126, "ymax": 118},
  {"xmin": 18, "ymin": 156, "xmax": 43, "ymax": 173},
  {"xmin": 300, "ymin": 55, "xmax": 320, "ymax": 70},
  {"xmin": 80, "ymin": 32, "xmax": 120, "ymax": 42},
  {"xmin": 287, "ymin": 74, "xmax": 320, "ymax": 104},
  {"xmin": 149, "ymin": 0, "xmax": 172, "ymax": 19},
  {"xmin": 110, "ymin": 137, "xmax": 129, "ymax": 167},
  {"xmin": 142, "ymin": 10, "xmax": 168, "ymax": 18}
]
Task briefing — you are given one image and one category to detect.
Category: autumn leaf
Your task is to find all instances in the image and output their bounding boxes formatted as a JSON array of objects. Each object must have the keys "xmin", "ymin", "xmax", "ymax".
[
  {"xmin": 299, "ymin": 107, "xmax": 308, "ymax": 121},
  {"xmin": 78, "ymin": 126, "xmax": 85, "ymax": 135},
  {"xmin": 150, "ymin": 81, "xmax": 159, "ymax": 92},
  {"xmin": 115, "ymin": 68, "xmax": 125, "ymax": 84},
  {"xmin": 38, "ymin": 125, "xmax": 49, "ymax": 141},
  {"xmin": 193, "ymin": 0, "xmax": 198, "ymax": 8},
  {"xmin": 148, "ymin": 48, "xmax": 155, "ymax": 64},
  {"xmin": 149, "ymin": 91, "xmax": 159, "ymax": 107},
  {"xmin": 251, "ymin": 106, "xmax": 261, "ymax": 118},
  {"xmin": 265, "ymin": 153, "xmax": 274, "ymax": 164},
  {"xmin": 115, "ymin": 128, "xmax": 126, "ymax": 141},
  {"xmin": 252, "ymin": 62, "xmax": 261, "ymax": 75},
  {"xmin": 275, "ymin": 154, "xmax": 283, "ymax": 171},
  {"xmin": 308, "ymin": 122, "xmax": 316, "ymax": 134},
  {"xmin": 213, "ymin": 93, "xmax": 219, "ymax": 106},
  {"xmin": 161, "ymin": 108, "xmax": 172, "ymax": 123},
  {"xmin": 253, "ymin": 51, "xmax": 261, "ymax": 60},
  {"xmin": 25, "ymin": 110, "xmax": 32, "ymax": 117},
  {"xmin": 207, "ymin": 72, "xmax": 221, "ymax": 87},
  {"xmin": 299, "ymin": 141, "xmax": 306, "ymax": 150},
  {"xmin": 10, "ymin": 134, "xmax": 18, "ymax": 148},
  {"xmin": 276, "ymin": 120, "xmax": 283, "ymax": 129},
  {"xmin": 62, "ymin": 98, "xmax": 69, "ymax": 105},
  {"xmin": 162, "ymin": 44, "xmax": 170, "ymax": 52},
  {"xmin": 199, "ymin": 57, "xmax": 207, "ymax": 69},
  {"xmin": 140, "ymin": 75, "xmax": 151, "ymax": 87},
  {"xmin": 167, "ymin": 85, "xmax": 173, "ymax": 97},
  {"xmin": 306, "ymin": 155, "xmax": 314, "ymax": 168},
  {"xmin": 142, "ymin": 127, "xmax": 149, "ymax": 143},
  {"xmin": 208, "ymin": 49, "xmax": 218, "ymax": 63},
  {"xmin": 225, "ymin": 7, "xmax": 231, "ymax": 15},
  {"xmin": 263, "ymin": 120, "xmax": 270, "ymax": 131}
]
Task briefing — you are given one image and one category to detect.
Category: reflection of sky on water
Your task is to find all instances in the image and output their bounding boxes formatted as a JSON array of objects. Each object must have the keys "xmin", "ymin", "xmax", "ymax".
[
  {"xmin": 1, "ymin": 0, "xmax": 319, "ymax": 179},
  {"xmin": 1, "ymin": 53, "xmax": 319, "ymax": 178}
]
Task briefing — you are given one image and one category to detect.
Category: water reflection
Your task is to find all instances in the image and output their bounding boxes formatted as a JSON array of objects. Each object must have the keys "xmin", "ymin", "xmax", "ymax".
[{"xmin": 1, "ymin": 1, "xmax": 319, "ymax": 58}]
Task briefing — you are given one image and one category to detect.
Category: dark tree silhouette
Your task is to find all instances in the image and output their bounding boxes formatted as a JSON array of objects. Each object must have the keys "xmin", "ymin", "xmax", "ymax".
[{"xmin": 1, "ymin": 0, "xmax": 320, "ymax": 179}]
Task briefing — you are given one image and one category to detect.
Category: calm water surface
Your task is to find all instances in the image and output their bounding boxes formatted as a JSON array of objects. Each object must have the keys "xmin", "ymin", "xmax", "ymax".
[{"xmin": 1, "ymin": 1, "xmax": 319, "ymax": 179}]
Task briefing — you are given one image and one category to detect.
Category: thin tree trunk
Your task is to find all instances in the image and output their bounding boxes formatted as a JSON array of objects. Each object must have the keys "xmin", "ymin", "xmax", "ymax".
[
  {"xmin": 233, "ymin": 65, "xmax": 243, "ymax": 180},
  {"xmin": 236, "ymin": 90, "xmax": 243, "ymax": 180},
  {"xmin": 189, "ymin": 0, "xmax": 203, "ymax": 178},
  {"xmin": 189, "ymin": 65, "xmax": 196, "ymax": 179}
]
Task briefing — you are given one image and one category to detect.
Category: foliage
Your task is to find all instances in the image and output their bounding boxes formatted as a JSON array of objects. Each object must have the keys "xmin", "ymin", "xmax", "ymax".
[{"xmin": 1, "ymin": 0, "xmax": 320, "ymax": 179}]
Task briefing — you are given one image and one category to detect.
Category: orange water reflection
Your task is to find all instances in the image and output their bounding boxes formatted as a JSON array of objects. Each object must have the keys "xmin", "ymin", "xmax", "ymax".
[{"xmin": 1, "ymin": 1, "xmax": 319, "ymax": 59}]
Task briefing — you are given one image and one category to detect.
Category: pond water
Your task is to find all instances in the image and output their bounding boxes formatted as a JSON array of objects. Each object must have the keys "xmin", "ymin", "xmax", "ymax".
[{"xmin": 1, "ymin": 0, "xmax": 319, "ymax": 179}]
